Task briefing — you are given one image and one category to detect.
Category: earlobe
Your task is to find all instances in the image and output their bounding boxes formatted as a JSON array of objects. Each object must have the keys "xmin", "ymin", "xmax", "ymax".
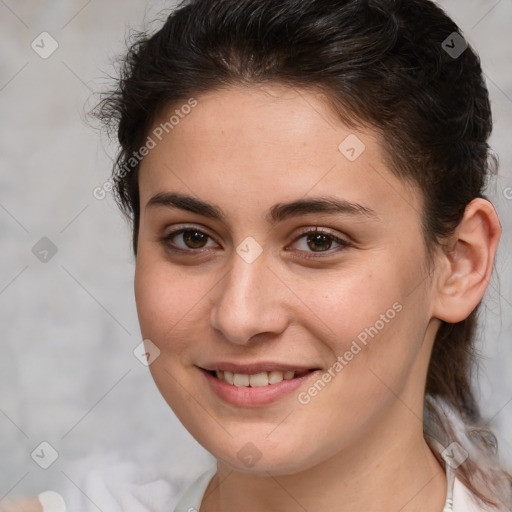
[{"xmin": 432, "ymin": 198, "xmax": 501, "ymax": 323}]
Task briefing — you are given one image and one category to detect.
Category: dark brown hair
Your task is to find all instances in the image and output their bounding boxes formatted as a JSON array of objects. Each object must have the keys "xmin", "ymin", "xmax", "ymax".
[{"xmin": 96, "ymin": 0, "xmax": 511, "ymax": 507}]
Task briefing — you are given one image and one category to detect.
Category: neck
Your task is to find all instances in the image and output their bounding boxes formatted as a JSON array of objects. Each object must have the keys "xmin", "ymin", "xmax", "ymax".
[{"xmin": 201, "ymin": 404, "xmax": 447, "ymax": 512}]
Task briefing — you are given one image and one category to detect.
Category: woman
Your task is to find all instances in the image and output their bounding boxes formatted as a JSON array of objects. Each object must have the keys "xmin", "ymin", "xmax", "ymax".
[
  {"xmin": 5, "ymin": 0, "xmax": 510, "ymax": 510},
  {"xmin": 98, "ymin": 0, "xmax": 512, "ymax": 510}
]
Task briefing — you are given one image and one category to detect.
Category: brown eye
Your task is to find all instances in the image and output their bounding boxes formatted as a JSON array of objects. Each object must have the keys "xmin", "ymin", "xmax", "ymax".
[
  {"xmin": 181, "ymin": 229, "xmax": 209, "ymax": 249},
  {"xmin": 305, "ymin": 233, "xmax": 334, "ymax": 252},
  {"xmin": 161, "ymin": 228, "xmax": 218, "ymax": 251},
  {"xmin": 291, "ymin": 228, "xmax": 351, "ymax": 255}
]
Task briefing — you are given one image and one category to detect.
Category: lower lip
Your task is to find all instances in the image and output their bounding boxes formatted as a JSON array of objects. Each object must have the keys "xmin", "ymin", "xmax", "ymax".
[{"xmin": 200, "ymin": 369, "xmax": 318, "ymax": 407}]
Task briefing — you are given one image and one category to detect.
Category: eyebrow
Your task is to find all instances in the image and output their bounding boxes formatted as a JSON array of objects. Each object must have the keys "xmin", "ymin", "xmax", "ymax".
[{"xmin": 146, "ymin": 192, "xmax": 379, "ymax": 225}]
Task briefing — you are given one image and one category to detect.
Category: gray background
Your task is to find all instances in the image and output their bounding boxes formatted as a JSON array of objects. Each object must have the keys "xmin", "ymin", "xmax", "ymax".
[{"xmin": 0, "ymin": 0, "xmax": 511, "ymax": 504}]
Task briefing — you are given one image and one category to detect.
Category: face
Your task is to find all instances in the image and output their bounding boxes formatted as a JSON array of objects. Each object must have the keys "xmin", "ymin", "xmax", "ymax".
[{"xmin": 135, "ymin": 84, "xmax": 441, "ymax": 475}]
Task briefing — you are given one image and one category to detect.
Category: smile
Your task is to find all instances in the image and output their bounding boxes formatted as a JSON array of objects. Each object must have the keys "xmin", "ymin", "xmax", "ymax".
[
  {"xmin": 212, "ymin": 369, "xmax": 311, "ymax": 387},
  {"xmin": 200, "ymin": 366, "xmax": 320, "ymax": 407}
]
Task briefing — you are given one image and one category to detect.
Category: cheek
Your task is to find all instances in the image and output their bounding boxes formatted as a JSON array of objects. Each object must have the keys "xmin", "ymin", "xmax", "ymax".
[
  {"xmin": 133, "ymin": 254, "xmax": 217, "ymax": 426},
  {"xmin": 134, "ymin": 252, "xmax": 218, "ymax": 357},
  {"xmin": 288, "ymin": 254, "xmax": 430, "ymax": 397},
  {"xmin": 283, "ymin": 257, "xmax": 410, "ymax": 348}
]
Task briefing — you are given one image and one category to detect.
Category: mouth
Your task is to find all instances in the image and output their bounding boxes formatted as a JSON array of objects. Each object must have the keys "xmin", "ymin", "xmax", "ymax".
[
  {"xmin": 198, "ymin": 364, "xmax": 321, "ymax": 407},
  {"xmin": 207, "ymin": 368, "xmax": 314, "ymax": 387}
]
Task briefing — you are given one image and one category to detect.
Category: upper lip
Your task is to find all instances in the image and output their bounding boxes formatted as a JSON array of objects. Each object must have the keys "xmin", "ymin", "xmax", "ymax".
[{"xmin": 198, "ymin": 362, "xmax": 320, "ymax": 374}]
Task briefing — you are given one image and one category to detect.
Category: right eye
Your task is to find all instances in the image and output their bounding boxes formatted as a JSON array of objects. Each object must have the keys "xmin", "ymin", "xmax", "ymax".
[{"xmin": 160, "ymin": 227, "xmax": 220, "ymax": 252}]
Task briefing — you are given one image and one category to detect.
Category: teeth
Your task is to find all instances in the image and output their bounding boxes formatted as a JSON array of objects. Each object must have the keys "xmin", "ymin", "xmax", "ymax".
[
  {"xmin": 214, "ymin": 370, "xmax": 309, "ymax": 387},
  {"xmin": 268, "ymin": 371, "xmax": 284, "ymax": 384},
  {"xmin": 249, "ymin": 372, "xmax": 268, "ymax": 387},
  {"xmin": 233, "ymin": 373, "xmax": 249, "ymax": 387}
]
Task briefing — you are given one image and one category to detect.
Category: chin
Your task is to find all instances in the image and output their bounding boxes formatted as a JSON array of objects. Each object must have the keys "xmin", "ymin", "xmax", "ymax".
[{"xmin": 200, "ymin": 434, "xmax": 322, "ymax": 476}]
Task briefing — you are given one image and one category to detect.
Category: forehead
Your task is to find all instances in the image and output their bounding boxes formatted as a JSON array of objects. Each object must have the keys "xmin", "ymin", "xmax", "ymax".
[
  {"xmin": 149, "ymin": 84, "xmax": 354, "ymax": 165},
  {"xmin": 139, "ymin": 84, "xmax": 422, "ymax": 224}
]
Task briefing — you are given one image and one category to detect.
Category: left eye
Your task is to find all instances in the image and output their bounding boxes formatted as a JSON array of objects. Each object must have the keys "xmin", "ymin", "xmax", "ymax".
[{"xmin": 291, "ymin": 229, "xmax": 350, "ymax": 253}]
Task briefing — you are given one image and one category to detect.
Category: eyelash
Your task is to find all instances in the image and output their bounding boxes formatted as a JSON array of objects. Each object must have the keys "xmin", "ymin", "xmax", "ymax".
[{"xmin": 159, "ymin": 225, "xmax": 352, "ymax": 258}]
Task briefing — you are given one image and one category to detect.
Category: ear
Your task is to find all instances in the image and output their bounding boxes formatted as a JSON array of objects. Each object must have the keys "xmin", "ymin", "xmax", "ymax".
[{"xmin": 432, "ymin": 198, "xmax": 501, "ymax": 323}]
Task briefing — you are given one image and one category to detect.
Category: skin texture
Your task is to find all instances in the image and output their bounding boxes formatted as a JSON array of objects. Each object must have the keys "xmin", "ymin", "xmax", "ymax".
[{"xmin": 134, "ymin": 84, "xmax": 501, "ymax": 512}]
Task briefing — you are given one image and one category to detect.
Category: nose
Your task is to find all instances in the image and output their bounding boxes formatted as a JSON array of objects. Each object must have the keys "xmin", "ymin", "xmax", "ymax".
[{"xmin": 209, "ymin": 249, "xmax": 290, "ymax": 345}]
